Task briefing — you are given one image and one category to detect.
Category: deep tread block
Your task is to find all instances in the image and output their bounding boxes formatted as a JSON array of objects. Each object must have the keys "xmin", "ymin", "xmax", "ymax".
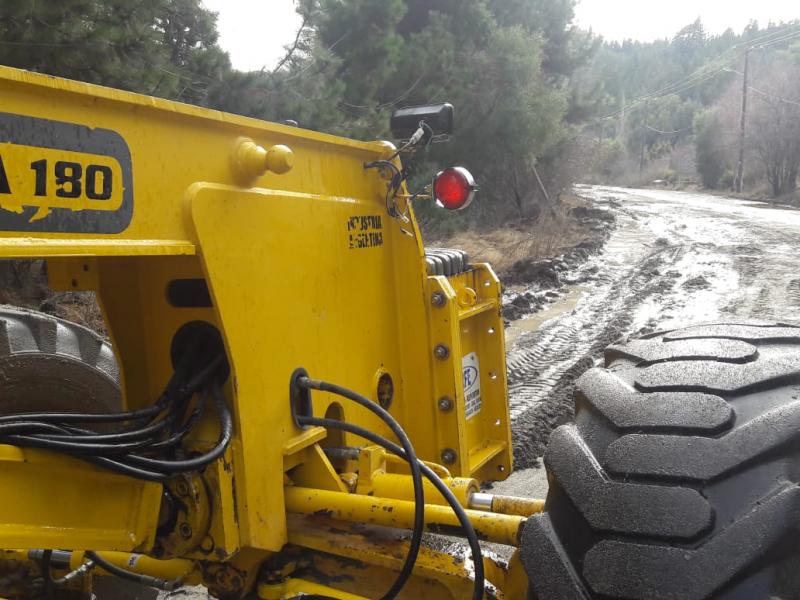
[
  {"xmin": 664, "ymin": 323, "xmax": 800, "ymax": 342},
  {"xmin": 605, "ymin": 400, "xmax": 800, "ymax": 480},
  {"xmin": 546, "ymin": 426, "xmax": 711, "ymax": 538},
  {"xmin": 576, "ymin": 368, "xmax": 732, "ymax": 431},
  {"xmin": 520, "ymin": 514, "xmax": 591, "ymax": 600},
  {"xmin": 523, "ymin": 321, "xmax": 800, "ymax": 599},
  {"xmin": 0, "ymin": 307, "xmax": 119, "ymax": 416},
  {"xmin": 635, "ymin": 354, "xmax": 800, "ymax": 394},
  {"xmin": 605, "ymin": 338, "xmax": 757, "ymax": 365},
  {"xmin": 582, "ymin": 486, "xmax": 800, "ymax": 600}
]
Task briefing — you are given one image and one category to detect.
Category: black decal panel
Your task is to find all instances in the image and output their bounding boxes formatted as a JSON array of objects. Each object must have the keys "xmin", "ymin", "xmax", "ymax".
[{"xmin": 0, "ymin": 112, "xmax": 133, "ymax": 233}]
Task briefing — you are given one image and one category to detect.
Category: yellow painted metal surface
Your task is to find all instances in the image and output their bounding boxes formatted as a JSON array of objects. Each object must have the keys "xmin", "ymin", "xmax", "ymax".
[
  {"xmin": 285, "ymin": 486, "xmax": 524, "ymax": 546},
  {"xmin": 0, "ymin": 65, "xmax": 524, "ymax": 597},
  {"xmin": 0, "ymin": 446, "xmax": 160, "ymax": 550},
  {"xmin": 259, "ymin": 578, "xmax": 367, "ymax": 600}
]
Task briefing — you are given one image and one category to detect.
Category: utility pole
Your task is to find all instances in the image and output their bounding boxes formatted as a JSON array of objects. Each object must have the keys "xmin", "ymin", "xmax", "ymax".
[
  {"xmin": 639, "ymin": 102, "xmax": 649, "ymax": 181},
  {"xmin": 619, "ymin": 90, "xmax": 627, "ymax": 142},
  {"xmin": 735, "ymin": 48, "xmax": 750, "ymax": 193}
]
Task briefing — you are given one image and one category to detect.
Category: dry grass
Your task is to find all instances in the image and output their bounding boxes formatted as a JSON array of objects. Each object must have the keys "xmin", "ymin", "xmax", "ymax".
[{"xmin": 430, "ymin": 198, "xmax": 589, "ymax": 277}]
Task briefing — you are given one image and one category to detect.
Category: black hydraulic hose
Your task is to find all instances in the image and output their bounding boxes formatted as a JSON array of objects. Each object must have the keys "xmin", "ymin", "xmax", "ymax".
[
  {"xmin": 43, "ymin": 417, "xmax": 173, "ymax": 442},
  {"xmin": 0, "ymin": 434, "xmax": 154, "ymax": 455},
  {"xmin": 79, "ymin": 454, "xmax": 172, "ymax": 482},
  {"xmin": 39, "ymin": 549, "xmax": 95, "ymax": 588},
  {"xmin": 296, "ymin": 377, "xmax": 425, "ymax": 600},
  {"xmin": 85, "ymin": 551, "xmax": 181, "ymax": 591},
  {"xmin": 298, "ymin": 416, "xmax": 485, "ymax": 600},
  {"xmin": 0, "ymin": 352, "xmax": 223, "ymax": 427},
  {"xmin": 121, "ymin": 386, "xmax": 231, "ymax": 473},
  {"xmin": 145, "ymin": 394, "xmax": 207, "ymax": 453},
  {"xmin": 0, "ymin": 403, "xmax": 164, "ymax": 425}
]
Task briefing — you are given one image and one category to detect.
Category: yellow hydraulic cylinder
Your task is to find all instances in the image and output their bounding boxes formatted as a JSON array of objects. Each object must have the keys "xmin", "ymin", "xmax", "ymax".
[
  {"xmin": 370, "ymin": 472, "xmax": 478, "ymax": 507},
  {"xmin": 67, "ymin": 551, "xmax": 196, "ymax": 582},
  {"xmin": 285, "ymin": 487, "xmax": 525, "ymax": 546}
]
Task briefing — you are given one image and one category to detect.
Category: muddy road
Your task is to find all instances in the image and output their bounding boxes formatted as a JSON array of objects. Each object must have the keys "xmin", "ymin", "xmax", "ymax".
[{"xmin": 507, "ymin": 185, "xmax": 800, "ymax": 468}]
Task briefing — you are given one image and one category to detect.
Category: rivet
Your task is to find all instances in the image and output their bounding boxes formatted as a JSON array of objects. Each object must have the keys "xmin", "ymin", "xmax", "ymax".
[{"xmin": 438, "ymin": 396, "xmax": 454, "ymax": 412}]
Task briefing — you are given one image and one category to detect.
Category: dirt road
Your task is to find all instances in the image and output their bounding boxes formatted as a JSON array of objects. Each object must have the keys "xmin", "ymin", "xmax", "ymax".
[{"xmin": 506, "ymin": 185, "xmax": 800, "ymax": 469}]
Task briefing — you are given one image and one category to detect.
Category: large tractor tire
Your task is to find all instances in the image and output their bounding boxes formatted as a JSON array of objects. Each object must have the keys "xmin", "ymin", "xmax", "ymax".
[
  {"xmin": 522, "ymin": 322, "xmax": 800, "ymax": 600},
  {"xmin": 0, "ymin": 306, "xmax": 120, "ymax": 415}
]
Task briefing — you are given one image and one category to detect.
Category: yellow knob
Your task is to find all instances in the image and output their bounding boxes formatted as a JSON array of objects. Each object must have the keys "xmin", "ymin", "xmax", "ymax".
[
  {"xmin": 232, "ymin": 138, "xmax": 294, "ymax": 183},
  {"xmin": 265, "ymin": 144, "xmax": 294, "ymax": 175}
]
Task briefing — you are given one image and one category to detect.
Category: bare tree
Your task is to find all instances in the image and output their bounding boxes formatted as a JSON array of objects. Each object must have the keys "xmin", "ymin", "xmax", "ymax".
[{"xmin": 748, "ymin": 55, "xmax": 800, "ymax": 197}]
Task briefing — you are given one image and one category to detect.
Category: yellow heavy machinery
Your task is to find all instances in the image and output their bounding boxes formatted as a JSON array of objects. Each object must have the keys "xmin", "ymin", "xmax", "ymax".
[
  {"xmin": 1, "ymin": 64, "xmax": 797, "ymax": 600},
  {"xmin": 0, "ymin": 65, "xmax": 532, "ymax": 599}
]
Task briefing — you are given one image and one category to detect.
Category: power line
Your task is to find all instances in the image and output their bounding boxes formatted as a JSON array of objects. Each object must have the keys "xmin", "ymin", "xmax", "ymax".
[
  {"xmin": 645, "ymin": 124, "xmax": 693, "ymax": 135},
  {"xmin": 749, "ymin": 85, "xmax": 800, "ymax": 108}
]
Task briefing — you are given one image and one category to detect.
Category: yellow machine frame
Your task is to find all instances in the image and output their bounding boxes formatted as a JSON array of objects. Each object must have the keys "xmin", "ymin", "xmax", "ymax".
[{"xmin": 0, "ymin": 65, "xmax": 533, "ymax": 598}]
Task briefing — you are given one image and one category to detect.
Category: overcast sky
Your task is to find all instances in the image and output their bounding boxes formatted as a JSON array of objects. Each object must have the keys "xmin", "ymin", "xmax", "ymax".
[{"xmin": 202, "ymin": 0, "xmax": 799, "ymax": 72}]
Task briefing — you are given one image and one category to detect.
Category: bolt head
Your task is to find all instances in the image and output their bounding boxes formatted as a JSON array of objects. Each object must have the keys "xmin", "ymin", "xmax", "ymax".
[
  {"xmin": 438, "ymin": 396, "xmax": 454, "ymax": 412},
  {"xmin": 434, "ymin": 344, "xmax": 450, "ymax": 360},
  {"xmin": 431, "ymin": 292, "xmax": 447, "ymax": 307},
  {"xmin": 179, "ymin": 522, "xmax": 193, "ymax": 539},
  {"xmin": 441, "ymin": 448, "xmax": 457, "ymax": 465}
]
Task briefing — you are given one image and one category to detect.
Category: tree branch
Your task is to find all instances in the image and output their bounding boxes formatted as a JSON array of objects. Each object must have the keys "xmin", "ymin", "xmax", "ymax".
[{"xmin": 268, "ymin": 16, "xmax": 308, "ymax": 74}]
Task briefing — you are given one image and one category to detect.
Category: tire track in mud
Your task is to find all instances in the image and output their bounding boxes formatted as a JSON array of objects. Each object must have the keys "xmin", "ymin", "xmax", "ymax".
[{"xmin": 508, "ymin": 236, "xmax": 687, "ymax": 468}]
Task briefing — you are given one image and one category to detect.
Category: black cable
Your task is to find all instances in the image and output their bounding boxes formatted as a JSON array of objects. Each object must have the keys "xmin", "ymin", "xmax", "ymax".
[
  {"xmin": 121, "ymin": 387, "xmax": 231, "ymax": 473},
  {"xmin": 298, "ymin": 416, "xmax": 485, "ymax": 600},
  {"xmin": 297, "ymin": 377, "xmax": 425, "ymax": 600},
  {"xmin": 85, "ymin": 551, "xmax": 181, "ymax": 591}
]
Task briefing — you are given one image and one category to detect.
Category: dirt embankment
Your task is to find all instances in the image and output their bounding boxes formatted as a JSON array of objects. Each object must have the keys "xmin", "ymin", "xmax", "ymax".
[
  {"xmin": 500, "ymin": 206, "xmax": 616, "ymax": 321},
  {"xmin": 432, "ymin": 197, "xmax": 618, "ymax": 323}
]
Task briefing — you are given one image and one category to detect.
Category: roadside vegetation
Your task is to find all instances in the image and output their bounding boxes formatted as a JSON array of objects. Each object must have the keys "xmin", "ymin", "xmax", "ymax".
[
  {"xmin": 1, "ymin": 2, "xmax": 799, "ymax": 325},
  {"xmin": 583, "ymin": 20, "xmax": 800, "ymax": 203}
]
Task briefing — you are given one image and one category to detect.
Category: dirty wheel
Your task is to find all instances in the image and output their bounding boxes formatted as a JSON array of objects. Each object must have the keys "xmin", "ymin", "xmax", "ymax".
[
  {"xmin": 0, "ymin": 306, "xmax": 120, "ymax": 416},
  {"xmin": 522, "ymin": 322, "xmax": 800, "ymax": 599}
]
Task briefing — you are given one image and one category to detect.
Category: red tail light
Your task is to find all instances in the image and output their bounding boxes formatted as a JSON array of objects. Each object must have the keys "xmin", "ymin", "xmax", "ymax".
[{"xmin": 433, "ymin": 167, "xmax": 478, "ymax": 211}]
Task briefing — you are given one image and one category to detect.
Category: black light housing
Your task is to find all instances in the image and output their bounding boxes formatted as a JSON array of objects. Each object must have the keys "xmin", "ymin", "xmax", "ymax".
[{"xmin": 390, "ymin": 103, "xmax": 454, "ymax": 141}]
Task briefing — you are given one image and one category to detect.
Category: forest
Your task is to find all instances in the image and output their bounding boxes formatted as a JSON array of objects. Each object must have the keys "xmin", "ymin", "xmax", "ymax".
[{"xmin": 1, "ymin": 1, "xmax": 799, "ymax": 228}]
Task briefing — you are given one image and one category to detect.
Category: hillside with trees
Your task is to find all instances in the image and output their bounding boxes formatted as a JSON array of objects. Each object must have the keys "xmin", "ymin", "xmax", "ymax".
[
  {"xmin": 580, "ymin": 20, "xmax": 800, "ymax": 200},
  {"xmin": 1, "ymin": 2, "xmax": 799, "ymax": 219}
]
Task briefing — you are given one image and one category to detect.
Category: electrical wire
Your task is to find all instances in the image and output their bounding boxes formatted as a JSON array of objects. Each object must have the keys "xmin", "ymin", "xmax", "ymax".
[
  {"xmin": 297, "ymin": 377, "xmax": 425, "ymax": 600},
  {"xmin": 298, "ymin": 415, "xmax": 485, "ymax": 600}
]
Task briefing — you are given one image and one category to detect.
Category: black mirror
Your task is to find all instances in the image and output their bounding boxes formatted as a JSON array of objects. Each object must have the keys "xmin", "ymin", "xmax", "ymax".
[{"xmin": 390, "ymin": 103, "xmax": 454, "ymax": 141}]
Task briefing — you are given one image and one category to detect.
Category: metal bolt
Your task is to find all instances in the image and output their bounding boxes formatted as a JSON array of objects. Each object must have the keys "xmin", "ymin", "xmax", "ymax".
[
  {"xmin": 175, "ymin": 481, "xmax": 190, "ymax": 497},
  {"xmin": 441, "ymin": 448, "xmax": 457, "ymax": 465},
  {"xmin": 179, "ymin": 522, "xmax": 193, "ymax": 539},
  {"xmin": 437, "ymin": 396, "xmax": 454, "ymax": 412},
  {"xmin": 431, "ymin": 292, "xmax": 447, "ymax": 307},
  {"xmin": 434, "ymin": 344, "xmax": 450, "ymax": 360}
]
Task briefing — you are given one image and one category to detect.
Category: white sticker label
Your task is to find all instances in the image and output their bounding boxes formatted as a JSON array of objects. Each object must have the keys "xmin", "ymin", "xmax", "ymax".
[{"xmin": 462, "ymin": 352, "xmax": 482, "ymax": 419}]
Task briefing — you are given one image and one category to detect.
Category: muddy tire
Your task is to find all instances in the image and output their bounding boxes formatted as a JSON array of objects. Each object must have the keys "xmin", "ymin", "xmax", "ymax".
[
  {"xmin": 522, "ymin": 322, "xmax": 800, "ymax": 600},
  {"xmin": 0, "ymin": 306, "xmax": 119, "ymax": 415}
]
